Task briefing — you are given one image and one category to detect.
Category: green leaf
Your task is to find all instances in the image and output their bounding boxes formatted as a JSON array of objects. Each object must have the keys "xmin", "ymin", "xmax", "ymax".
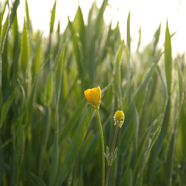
[
  {"xmin": 21, "ymin": 19, "xmax": 29, "ymax": 78},
  {"xmin": 50, "ymin": 0, "xmax": 56, "ymax": 33},
  {"xmin": 25, "ymin": 0, "xmax": 32, "ymax": 32},
  {"xmin": 136, "ymin": 124, "xmax": 162, "ymax": 186},
  {"xmin": 1, "ymin": 13, "xmax": 8, "ymax": 53},
  {"xmin": 73, "ymin": 6, "xmax": 85, "ymax": 49},
  {"xmin": 137, "ymin": 27, "xmax": 141, "ymax": 52},
  {"xmin": 0, "ymin": 132, "xmax": 4, "ymax": 184},
  {"xmin": 127, "ymin": 11, "xmax": 131, "ymax": 52},
  {"xmin": 30, "ymin": 173, "xmax": 46, "ymax": 186},
  {"xmin": 27, "ymin": 73, "xmax": 38, "ymax": 122},
  {"xmin": 55, "ymin": 45, "xmax": 65, "ymax": 104},
  {"xmin": 178, "ymin": 64, "xmax": 184, "ymax": 110},
  {"xmin": 164, "ymin": 21, "xmax": 172, "ymax": 96},
  {"xmin": 33, "ymin": 37, "xmax": 42, "ymax": 79},
  {"xmin": 9, "ymin": 0, "xmax": 20, "ymax": 26},
  {"xmin": 146, "ymin": 97, "xmax": 170, "ymax": 185},
  {"xmin": 56, "ymin": 106, "xmax": 94, "ymax": 185},
  {"xmin": 12, "ymin": 15, "xmax": 21, "ymax": 87},
  {"xmin": 166, "ymin": 133, "xmax": 175, "ymax": 186},
  {"xmin": 0, "ymin": 88, "xmax": 17, "ymax": 128},
  {"xmin": 153, "ymin": 24, "xmax": 161, "ymax": 55},
  {"xmin": 115, "ymin": 42, "xmax": 123, "ymax": 85},
  {"xmin": 95, "ymin": 0, "xmax": 108, "ymax": 38},
  {"xmin": 49, "ymin": 128, "xmax": 59, "ymax": 186},
  {"xmin": 120, "ymin": 168, "xmax": 133, "ymax": 186},
  {"xmin": 59, "ymin": 99, "xmax": 87, "ymax": 143},
  {"xmin": 122, "ymin": 53, "xmax": 163, "ymax": 137},
  {"xmin": 0, "ymin": 1, "xmax": 7, "ymax": 35},
  {"xmin": 1, "ymin": 27, "xmax": 8, "ymax": 102},
  {"xmin": 44, "ymin": 72, "xmax": 53, "ymax": 105},
  {"xmin": 131, "ymin": 102, "xmax": 139, "ymax": 169},
  {"xmin": 68, "ymin": 20, "xmax": 84, "ymax": 78}
]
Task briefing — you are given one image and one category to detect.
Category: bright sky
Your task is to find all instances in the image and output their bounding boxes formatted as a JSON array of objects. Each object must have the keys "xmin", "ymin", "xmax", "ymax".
[{"xmin": 9, "ymin": 0, "xmax": 186, "ymax": 56}]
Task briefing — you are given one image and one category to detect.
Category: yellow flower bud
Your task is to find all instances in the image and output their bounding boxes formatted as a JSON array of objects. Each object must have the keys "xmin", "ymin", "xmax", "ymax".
[
  {"xmin": 84, "ymin": 86, "xmax": 101, "ymax": 109},
  {"xmin": 114, "ymin": 110, "xmax": 125, "ymax": 128}
]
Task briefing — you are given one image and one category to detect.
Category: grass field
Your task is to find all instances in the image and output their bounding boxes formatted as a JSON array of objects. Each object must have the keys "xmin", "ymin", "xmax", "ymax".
[{"xmin": 0, "ymin": 0, "xmax": 186, "ymax": 185}]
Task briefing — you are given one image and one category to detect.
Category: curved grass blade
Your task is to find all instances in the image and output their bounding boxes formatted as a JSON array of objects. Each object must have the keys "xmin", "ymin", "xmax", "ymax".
[
  {"xmin": 0, "ymin": 88, "xmax": 17, "ymax": 128},
  {"xmin": 122, "ymin": 53, "xmax": 163, "ymax": 137},
  {"xmin": 136, "ymin": 124, "xmax": 162, "ymax": 186},
  {"xmin": 146, "ymin": 97, "xmax": 170, "ymax": 185},
  {"xmin": 56, "ymin": 106, "xmax": 94, "ymax": 185}
]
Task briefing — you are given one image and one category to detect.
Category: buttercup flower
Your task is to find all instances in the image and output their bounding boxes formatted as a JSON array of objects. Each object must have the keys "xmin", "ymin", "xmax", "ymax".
[
  {"xmin": 114, "ymin": 110, "xmax": 125, "ymax": 128},
  {"xmin": 84, "ymin": 86, "xmax": 101, "ymax": 109}
]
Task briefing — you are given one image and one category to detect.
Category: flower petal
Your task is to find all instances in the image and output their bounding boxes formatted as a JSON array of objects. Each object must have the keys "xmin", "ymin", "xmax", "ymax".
[{"xmin": 84, "ymin": 89, "xmax": 92, "ymax": 104}]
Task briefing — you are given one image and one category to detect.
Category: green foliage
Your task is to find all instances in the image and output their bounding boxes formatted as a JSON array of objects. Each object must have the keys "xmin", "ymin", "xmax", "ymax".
[{"xmin": 0, "ymin": 1, "xmax": 185, "ymax": 185}]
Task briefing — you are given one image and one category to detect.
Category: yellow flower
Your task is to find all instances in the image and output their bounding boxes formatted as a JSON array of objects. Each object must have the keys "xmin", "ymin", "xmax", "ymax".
[
  {"xmin": 84, "ymin": 86, "xmax": 101, "ymax": 109},
  {"xmin": 114, "ymin": 110, "xmax": 125, "ymax": 128}
]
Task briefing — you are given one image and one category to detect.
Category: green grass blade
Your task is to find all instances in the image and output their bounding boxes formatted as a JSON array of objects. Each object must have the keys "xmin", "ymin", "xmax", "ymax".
[
  {"xmin": 39, "ymin": 106, "xmax": 50, "ymax": 176},
  {"xmin": 146, "ymin": 97, "xmax": 170, "ymax": 185},
  {"xmin": 114, "ymin": 42, "xmax": 123, "ymax": 107},
  {"xmin": 1, "ymin": 15, "xmax": 8, "ymax": 53},
  {"xmin": 131, "ymin": 102, "xmax": 139, "ymax": 169},
  {"xmin": 166, "ymin": 132, "xmax": 175, "ymax": 186},
  {"xmin": 95, "ymin": 0, "xmax": 108, "ymax": 38},
  {"xmin": 164, "ymin": 21, "xmax": 172, "ymax": 96},
  {"xmin": 21, "ymin": 20, "xmax": 29, "ymax": 78},
  {"xmin": 56, "ymin": 106, "xmax": 94, "ymax": 185},
  {"xmin": 1, "ymin": 29, "xmax": 8, "ymax": 102},
  {"xmin": 68, "ymin": 20, "xmax": 84, "ymax": 79},
  {"xmin": 12, "ymin": 15, "xmax": 21, "ymax": 87},
  {"xmin": 136, "ymin": 124, "xmax": 162, "ymax": 186},
  {"xmin": 127, "ymin": 11, "xmax": 131, "ymax": 52},
  {"xmin": 137, "ymin": 27, "xmax": 141, "ymax": 52},
  {"xmin": 178, "ymin": 64, "xmax": 184, "ymax": 110},
  {"xmin": 25, "ymin": 0, "xmax": 32, "ymax": 32},
  {"xmin": 0, "ymin": 1, "xmax": 7, "ymax": 35},
  {"xmin": 55, "ymin": 45, "xmax": 65, "ymax": 104},
  {"xmin": 50, "ymin": 0, "xmax": 56, "ymax": 34},
  {"xmin": 49, "ymin": 125, "xmax": 59, "ymax": 186},
  {"xmin": 115, "ymin": 42, "xmax": 123, "ymax": 85},
  {"xmin": 0, "ymin": 88, "xmax": 17, "ymax": 128},
  {"xmin": 153, "ymin": 24, "xmax": 161, "ymax": 55},
  {"xmin": 33, "ymin": 37, "xmax": 41, "ymax": 79},
  {"xmin": 0, "ymin": 132, "xmax": 4, "ymax": 184},
  {"xmin": 122, "ymin": 53, "xmax": 163, "ymax": 137},
  {"xmin": 9, "ymin": 0, "xmax": 20, "ymax": 26},
  {"xmin": 44, "ymin": 72, "xmax": 53, "ymax": 105},
  {"xmin": 120, "ymin": 168, "xmax": 133, "ymax": 186},
  {"xmin": 1, "ymin": 0, "xmax": 19, "ymax": 52},
  {"xmin": 30, "ymin": 173, "xmax": 46, "ymax": 186},
  {"xmin": 59, "ymin": 99, "xmax": 87, "ymax": 143},
  {"xmin": 134, "ymin": 53, "xmax": 163, "ymax": 109},
  {"xmin": 73, "ymin": 6, "xmax": 85, "ymax": 50}
]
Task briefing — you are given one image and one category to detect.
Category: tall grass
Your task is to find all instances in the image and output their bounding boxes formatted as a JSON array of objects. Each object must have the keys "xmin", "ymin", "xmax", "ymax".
[{"xmin": 0, "ymin": 0, "xmax": 185, "ymax": 185}]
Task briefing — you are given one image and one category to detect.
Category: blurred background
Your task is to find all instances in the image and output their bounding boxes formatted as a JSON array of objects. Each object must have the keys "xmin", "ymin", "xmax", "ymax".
[{"xmin": 2, "ymin": 0, "xmax": 186, "ymax": 55}]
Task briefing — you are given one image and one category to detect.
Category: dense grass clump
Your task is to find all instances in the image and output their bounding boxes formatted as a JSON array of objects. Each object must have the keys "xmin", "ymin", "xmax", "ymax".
[{"xmin": 0, "ymin": 0, "xmax": 185, "ymax": 185}]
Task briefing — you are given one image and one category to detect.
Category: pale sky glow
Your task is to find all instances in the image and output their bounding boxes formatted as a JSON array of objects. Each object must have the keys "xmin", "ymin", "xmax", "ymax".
[{"xmin": 7, "ymin": 0, "xmax": 186, "ymax": 56}]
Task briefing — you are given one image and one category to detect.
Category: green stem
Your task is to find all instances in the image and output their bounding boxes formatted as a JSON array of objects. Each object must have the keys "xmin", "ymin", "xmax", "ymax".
[
  {"xmin": 105, "ymin": 125, "xmax": 119, "ymax": 186},
  {"xmin": 95, "ymin": 109, "xmax": 105, "ymax": 186}
]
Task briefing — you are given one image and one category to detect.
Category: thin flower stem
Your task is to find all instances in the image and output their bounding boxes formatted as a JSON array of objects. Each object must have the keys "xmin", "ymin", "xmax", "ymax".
[
  {"xmin": 105, "ymin": 125, "xmax": 119, "ymax": 186},
  {"xmin": 96, "ymin": 109, "xmax": 105, "ymax": 186},
  {"xmin": 112, "ymin": 125, "xmax": 119, "ymax": 152}
]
